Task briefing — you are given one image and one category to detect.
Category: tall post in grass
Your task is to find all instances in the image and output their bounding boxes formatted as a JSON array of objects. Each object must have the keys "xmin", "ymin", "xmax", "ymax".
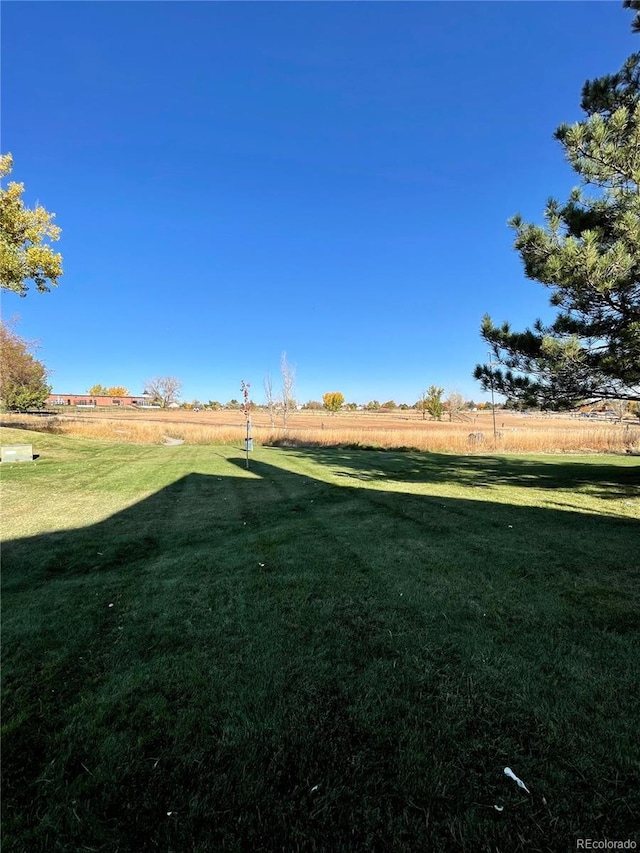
[
  {"xmin": 241, "ymin": 380, "xmax": 252, "ymax": 469},
  {"xmin": 487, "ymin": 351, "xmax": 497, "ymax": 441}
]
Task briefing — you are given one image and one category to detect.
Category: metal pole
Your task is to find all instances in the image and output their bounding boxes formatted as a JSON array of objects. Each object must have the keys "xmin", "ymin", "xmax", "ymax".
[{"xmin": 241, "ymin": 380, "xmax": 251, "ymax": 469}]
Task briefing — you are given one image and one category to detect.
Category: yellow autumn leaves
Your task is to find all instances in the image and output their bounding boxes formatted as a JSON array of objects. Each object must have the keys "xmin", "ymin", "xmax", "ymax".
[{"xmin": 1, "ymin": 153, "xmax": 63, "ymax": 296}]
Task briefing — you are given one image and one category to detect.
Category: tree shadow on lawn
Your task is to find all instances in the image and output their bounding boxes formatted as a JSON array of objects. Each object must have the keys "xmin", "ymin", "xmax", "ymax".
[
  {"xmin": 2, "ymin": 455, "xmax": 639, "ymax": 852},
  {"xmin": 274, "ymin": 444, "xmax": 640, "ymax": 503}
]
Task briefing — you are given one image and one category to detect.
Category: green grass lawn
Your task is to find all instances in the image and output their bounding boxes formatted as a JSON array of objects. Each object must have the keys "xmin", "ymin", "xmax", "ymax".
[{"xmin": 2, "ymin": 428, "xmax": 639, "ymax": 852}]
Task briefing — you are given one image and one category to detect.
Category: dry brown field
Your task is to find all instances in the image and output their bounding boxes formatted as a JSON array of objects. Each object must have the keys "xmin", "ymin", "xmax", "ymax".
[{"xmin": 3, "ymin": 407, "xmax": 639, "ymax": 454}]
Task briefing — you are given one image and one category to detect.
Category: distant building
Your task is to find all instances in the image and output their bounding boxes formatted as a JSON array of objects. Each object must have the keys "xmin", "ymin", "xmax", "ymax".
[{"xmin": 47, "ymin": 393, "xmax": 156, "ymax": 408}]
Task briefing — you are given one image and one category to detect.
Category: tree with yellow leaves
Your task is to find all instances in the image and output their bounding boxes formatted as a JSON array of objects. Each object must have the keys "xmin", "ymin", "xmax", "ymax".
[
  {"xmin": 87, "ymin": 385, "xmax": 131, "ymax": 396},
  {"xmin": 1, "ymin": 153, "xmax": 63, "ymax": 296},
  {"xmin": 322, "ymin": 391, "xmax": 344, "ymax": 413},
  {"xmin": 0, "ymin": 321, "xmax": 50, "ymax": 411}
]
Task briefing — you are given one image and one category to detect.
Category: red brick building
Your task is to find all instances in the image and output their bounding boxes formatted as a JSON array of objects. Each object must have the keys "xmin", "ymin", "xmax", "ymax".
[{"xmin": 47, "ymin": 393, "xmax": 157, "ymax": 408}]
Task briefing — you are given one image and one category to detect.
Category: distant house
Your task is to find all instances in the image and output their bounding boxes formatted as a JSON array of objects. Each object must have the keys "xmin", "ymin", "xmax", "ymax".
[{"xmin": 47, "ymin": 393, "xmax": 155, "ymax": 408}]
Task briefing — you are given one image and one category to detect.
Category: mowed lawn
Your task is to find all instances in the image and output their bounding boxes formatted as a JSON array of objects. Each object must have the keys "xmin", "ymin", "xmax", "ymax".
[{"xmin": 2, "ymin": 428, "xmax": 639, "ymax": 852}]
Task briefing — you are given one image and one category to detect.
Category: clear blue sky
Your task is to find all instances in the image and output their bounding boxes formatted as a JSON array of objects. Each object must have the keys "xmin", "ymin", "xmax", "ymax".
[{"xmin": 2, "ymin": 2, "xmax": 636, "ymax": 405}]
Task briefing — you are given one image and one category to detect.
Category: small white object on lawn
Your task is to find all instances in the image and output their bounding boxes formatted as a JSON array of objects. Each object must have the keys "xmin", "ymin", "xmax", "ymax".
[
  {"xmin": 494, "ymin": 805, "xmax": 504, "ymax": 812},
  {"xmin": 504, "ymin": 767, "xmax": 530, "ymax": 794}
]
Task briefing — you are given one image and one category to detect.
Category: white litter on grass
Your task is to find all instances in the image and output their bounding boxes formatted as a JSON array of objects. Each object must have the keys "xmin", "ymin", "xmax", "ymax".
[
  {"xmin": 258, "ymin": 563, "xmax": 265, "ymax": 567},
  {"xmin": 108, "ymin": 603, "xmax": 114, "ymax": 608},
  {"xmin": 494, "ymin": 805, "xmax": 504, "ymax": 812},
  {"xmin": 504, "ymin": 767, "xmax": 530, "ymax": 794},
  {"xmin": 310, "ymin": 785, "xmax": 320, "ymax": 793}
]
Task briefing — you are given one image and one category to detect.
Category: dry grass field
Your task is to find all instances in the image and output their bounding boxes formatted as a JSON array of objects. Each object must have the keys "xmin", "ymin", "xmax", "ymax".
[{"xmin": 3, "ymin": 408, "xmax": 639, "ymax": 454}]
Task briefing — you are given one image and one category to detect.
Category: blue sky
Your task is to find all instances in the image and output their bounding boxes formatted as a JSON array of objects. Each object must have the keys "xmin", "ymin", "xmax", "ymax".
[{"xmin": 2, "ymin": 2, "xmax": 636, "ymax": 405}]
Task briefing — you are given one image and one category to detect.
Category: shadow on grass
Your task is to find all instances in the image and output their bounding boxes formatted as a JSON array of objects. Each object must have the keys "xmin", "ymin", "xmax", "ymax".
[
  {"xmin": 2, "ymin": 453, "xmax": 639, "ymax": 852},
  {"xmin": 269, "ymin": 444, "xmax": 640, "ymax": 502}
]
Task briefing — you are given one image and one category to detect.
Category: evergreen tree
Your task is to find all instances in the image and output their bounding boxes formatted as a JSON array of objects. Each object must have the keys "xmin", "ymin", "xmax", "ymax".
[
  {"xmin": 475, "ymin": 19, "xmax": 640, "ymax": 407},
  {"xmin": 624, "ymin": 0, "xmax": 640, "ymax": 34}
]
